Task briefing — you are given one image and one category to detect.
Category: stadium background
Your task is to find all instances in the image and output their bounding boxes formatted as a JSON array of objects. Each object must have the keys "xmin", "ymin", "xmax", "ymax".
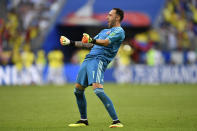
[
  {"xmin": 1, "ymin": 0, "xmax": 197, "ymax": 85},
  {"xmin": 0, "ymin": 0, "xmax": 197, "ymax": 131}
]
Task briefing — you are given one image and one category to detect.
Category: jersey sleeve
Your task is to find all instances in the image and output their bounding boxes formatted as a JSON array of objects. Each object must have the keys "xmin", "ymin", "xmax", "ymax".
[{"xmin": 106, "ymin": 29, "xmax": 124, "ymax": 44}]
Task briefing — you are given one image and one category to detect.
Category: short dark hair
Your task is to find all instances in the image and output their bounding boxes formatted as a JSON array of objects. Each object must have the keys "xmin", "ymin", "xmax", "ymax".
[{"xmin": 113, "ymin": 8, "xmax": 124, "ymax": 22}]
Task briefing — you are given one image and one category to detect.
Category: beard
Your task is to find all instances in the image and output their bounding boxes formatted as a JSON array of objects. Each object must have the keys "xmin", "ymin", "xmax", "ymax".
[{"xmin": 108, "ymin": 19, "xmax": 116, "ymax": 28}]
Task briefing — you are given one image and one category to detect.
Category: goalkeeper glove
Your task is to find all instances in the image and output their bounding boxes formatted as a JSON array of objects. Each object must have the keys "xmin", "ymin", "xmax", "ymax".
[
  {"xmin": 82, "ymin": 33, "xmax": 96, "ymax": 44},
  {"xmin": 60, "ymin": 36, "xmax": 71, "ymax": 45}
]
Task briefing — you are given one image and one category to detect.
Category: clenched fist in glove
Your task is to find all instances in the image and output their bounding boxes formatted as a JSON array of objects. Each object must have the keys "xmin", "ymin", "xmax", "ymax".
[
  {"xmin": 60, "ymin": 36, "xmax": 71, "ymax": 45},
  {"xmin": 82, "ymin": 33, "xmax": 96, "ymax": 44}
]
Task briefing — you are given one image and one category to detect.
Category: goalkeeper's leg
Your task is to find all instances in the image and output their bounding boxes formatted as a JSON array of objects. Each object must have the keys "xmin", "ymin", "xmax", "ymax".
[
  {"xmin": 86, "ymin": 58, "xmax": 123, "ymax": 128},
  {"xmin": 69, "ymin": 83, "xmax": 88, "ymax": 127},
  {"xmin": 69, "ymin": 61, "xmax": 89, "ymax": 127},
  {"xmin": 74, "ymin": 84, "xmax": 87, "ymax": 120},
  {"xmin": 93, "ymin": 84, "xmax": 118, "ymax": 120},
  {"xmin": 93, "ymin": 84, "xmax": 123, "ymax": 128}
]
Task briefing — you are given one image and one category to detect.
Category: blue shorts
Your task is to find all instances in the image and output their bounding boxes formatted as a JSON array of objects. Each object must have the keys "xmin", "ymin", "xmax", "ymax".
[{"xmin": 76, "ymin": 58, "xmax": 107, "ymax": 87}]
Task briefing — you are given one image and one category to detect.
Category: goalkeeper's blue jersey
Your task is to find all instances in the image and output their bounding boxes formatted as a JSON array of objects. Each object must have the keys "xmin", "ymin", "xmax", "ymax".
[{"xmin": 85, "ymin": 26, "xmax": 125, "ymax": 64}]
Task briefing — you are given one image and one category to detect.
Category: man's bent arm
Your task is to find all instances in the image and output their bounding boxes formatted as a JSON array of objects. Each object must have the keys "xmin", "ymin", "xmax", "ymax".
[{"xmin": 94, "ymin": 39, "xmax": 109, "ymax": 46}]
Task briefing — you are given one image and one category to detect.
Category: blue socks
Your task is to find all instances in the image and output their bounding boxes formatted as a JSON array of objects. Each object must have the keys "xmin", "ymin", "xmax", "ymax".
[
  {"xmin": 94, "ymin": 88, "xmax": 118, "ymax": 120},
  {"xmin": 74, "ymin": 88, "xmax": 87, "ymax": 119},
  {"xmin": 74, "ymin": 87, "xmax": 118, "ymax": 121}
]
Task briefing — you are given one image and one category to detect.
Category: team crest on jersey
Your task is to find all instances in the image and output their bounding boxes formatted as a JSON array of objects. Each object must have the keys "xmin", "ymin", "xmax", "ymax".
[{"xmin": 106, "ymin": 31, "xmax": 111, "ymax": 35}]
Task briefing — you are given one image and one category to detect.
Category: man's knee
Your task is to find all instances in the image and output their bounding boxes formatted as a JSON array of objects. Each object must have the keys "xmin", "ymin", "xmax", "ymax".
[
  {"xmin": 92, "ymin": 83, "xmax": 103, "ymax": 90},
  {"xmin": 93, "ymin": 83, "xmax": 104, "ymax": 95},
  {"xmin": 74, "ymin": 83, "xmax": 85, "ymax": 95},
  {"xmin": 75, "ymin": 83, "xmax": 85, "ymax": 90}
]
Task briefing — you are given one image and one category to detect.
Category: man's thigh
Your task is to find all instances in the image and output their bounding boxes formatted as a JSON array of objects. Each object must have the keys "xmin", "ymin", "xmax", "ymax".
[
  {"xmin": 76, "ymin": 60, "xmax": 89, "ymax": 87},
  {"xmin": 87, "ymin": 59, "xmax": 105, "ymax": 85}
]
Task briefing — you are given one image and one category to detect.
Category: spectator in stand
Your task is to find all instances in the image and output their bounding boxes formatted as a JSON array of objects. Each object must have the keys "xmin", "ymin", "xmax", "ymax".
[
  {"xmin": 0, "ymin": 19, "xmax": 4, "ymax": 53},
  {"xmin": 171, "ymin": 50, "xmax": 184, "ymax": 65},
  {"xmin": 146, "ymin": 47, "xmax": 164, "ymax": 66},
  {"xmin": 167, "ymin": 26, "xmax": 177, "ymax": 50},
  {"xmin": 12, "ymin": 49, "xmax": 23, "ymax": 85},
  {"xmin": 158, "ymin": 24, "xmax": 168, "ymax": 50},
  {"xmin": 130, "ymin": 32, "xmax": 154, "ymax": 63},
  {"xmin": 114, "ymin": 44, "xmax": 132, "ymax": 83},
  {"xmin": 47, "ymin": 49, "xmax": 65, "ymax": 85},
  {"xmin": 35, "ymin": 50, "xmax": 46, "ymax": 84},
  {"xmin": 21, "ymin": 49, "xmax": 40, "ymax": 85},
  {"xmin": 187, "ymin": 48, "xmax": 197, "ymax": 64}
]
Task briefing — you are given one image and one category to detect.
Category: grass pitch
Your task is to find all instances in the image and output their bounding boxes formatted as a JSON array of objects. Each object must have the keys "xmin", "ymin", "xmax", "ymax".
[{"xmin": 0, "ymin": 84, "xmax": 197, "ymax": 131}]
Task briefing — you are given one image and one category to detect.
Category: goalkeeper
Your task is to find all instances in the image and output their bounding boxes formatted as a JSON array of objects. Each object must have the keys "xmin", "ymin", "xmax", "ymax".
[{"xmin": 60, "ymin": 8, "xmax": 125, "ymax": 128}]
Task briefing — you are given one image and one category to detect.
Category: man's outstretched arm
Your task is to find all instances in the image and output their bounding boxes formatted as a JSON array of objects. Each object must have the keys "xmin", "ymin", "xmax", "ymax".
[
  {"xmin": 60, "ymin": 36, "xmax": 93, "ymax": 48},
  {"xmin": 74, "ymin": 41, "xmax": 94, "ymax": 48},
  {"xmin": 60, "ymin": 33, "xmax": 109, "ymax": 48}
]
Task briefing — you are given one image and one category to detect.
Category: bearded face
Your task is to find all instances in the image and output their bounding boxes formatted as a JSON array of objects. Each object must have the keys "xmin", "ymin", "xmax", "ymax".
[{"xmin": 107, "ymin": 10, "xmax": 119, "ymax": 28}]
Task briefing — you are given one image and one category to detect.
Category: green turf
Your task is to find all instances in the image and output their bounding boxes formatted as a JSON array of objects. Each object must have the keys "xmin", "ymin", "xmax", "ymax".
[{"xmin": 0, "ymin": 84, "xmax": 197, "ymax": 131}]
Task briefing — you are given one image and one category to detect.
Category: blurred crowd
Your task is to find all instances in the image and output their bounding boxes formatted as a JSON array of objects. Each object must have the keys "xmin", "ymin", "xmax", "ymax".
[
  {"xmin": 160, "ymin": 0, "xmax": 197, "ymax": 50},
  {"xmin": 126, "ymin": 0, "xmax": 197, "ymax": 66},
  {"xmin": 0, "ymin": 0, "xmax": 62, "ymax": 66},
  {"xmin": 1, "ymin": 0, "xmax": 197, "ymax": 69},
  {"xmin": 0, "ymin": 49, "xmax": 66, "ymax": 85}
]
